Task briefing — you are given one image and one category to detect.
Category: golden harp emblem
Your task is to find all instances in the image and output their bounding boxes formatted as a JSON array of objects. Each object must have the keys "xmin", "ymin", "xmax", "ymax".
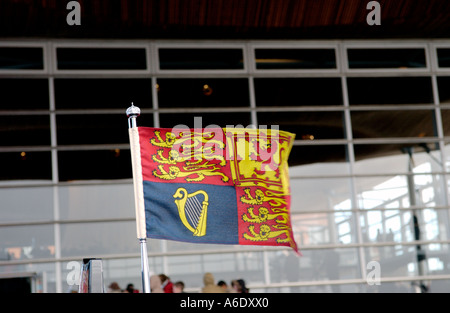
[{"xmin": 173, "ymin": 188, "xmax": 209, "ymax": 236}]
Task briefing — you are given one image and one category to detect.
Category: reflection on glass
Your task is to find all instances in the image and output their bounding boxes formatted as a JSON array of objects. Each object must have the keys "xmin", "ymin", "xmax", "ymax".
[
  {"xmin": 60, "ymin": 222, "xmax": 137, "ymax": 257},
  {"xmin": 257, "ymin": 111, "xmax": 345, "ymax": 139},
  {"xmin": 167, "ymin": 255, "xmax": 202, "ymax": 281},
  {"xmin": 348, "ymin": 48, "xmax": 426, "ymax": 69},
  {"xmin": 58, "ymin": 184, "xmax": 134, "ymax": 220},
  {"xmin": 54, "ymin": 79, "xmax": 152, "ymax": 109},
  {"xmin": 0, "ymin": 151, "xmax": 52, "ymax": 180},
  {"xmin": 58, "ymin": 150, "xmax": 132, "ymax": 181},
  {"xmin": 0, "ymin": 79, "xmax": 49, "ymax": 110},
  {"xmin": 0, "ymin": 186, "xmax": 53, "ymax": 222},
  {"xmin": 353, "ymin": 143, "xmax": 442, "ymax": 174},
  {"xmin": 0, "ymin": 47, "xmax": 44, "ymax": 70},
  {"xmin": 288, "ymin": 145, "xmax": 348, "ymax": 166},
  {"xmin": 263, "ymin": 284, "xmax": 365, "ymax": 293},
  {"xmin": 0, "ymin": 225, "xmax": 54, "ymax": 260},
  {"xmin": 290, "ymin": 177, "xmax": 352, "ymax": 213},
  {"xmin": 0, "ymin": 115, "xmax": 50, "ymax": 146},
  {"xmin": 255, "ymin": 49, "xmax": 336, "ymax": 69},
  {"xmin": 157, "ymin": 78, "xmax": 249, "ymax": 108},
  {"xmin": 362, "ymin": 243, "xmax": 450, "ymax": 292},
  {"xmin": 267, "ymin": 248, "xmax": 360, "ymax": 292},
  {"xmin": 56, "ymin": 48, "xmax": 147, "ymax": 70},
  {"xmin": 254, "ymin": 78, "xmax": 343, "ymax": 106},
  {"xmin": 437, "ymin": 48, "xmax": 450, "ymax": 68},
  {"xmin": 441, "ymin": 110, "xmax": 450, "ymax": 136},
  {"xmin": 165, "ymin": 252, "xmax": 265, "ymax": 290},
  {"xmin": 56, "ymin": 114, "xmax": 132, "ymax": 145},
  {"xmin": 347, "ymin": 77, "xmax": 433, "ymax": 105},
  {"xmin": 355, "ymin": 175, "xmax": 446, "ymax": 210},
  {"xmin": 351, "ymin": 110, "xmax": 436, "ymax": 138},
  {"xmin": 291, "ymin": 212, "xmax": 355, "ymax": 246},
  {"xmin": 437, "ymin": 76, "xmax": 450, "ymax": 104},
  {"xmin": 159, "ymin": 48, "xmax": 244, "ymax": 70}
]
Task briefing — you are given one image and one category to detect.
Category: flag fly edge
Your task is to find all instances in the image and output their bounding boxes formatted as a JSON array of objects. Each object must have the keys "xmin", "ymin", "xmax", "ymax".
[{"xmin": 129, "ymin": 127, "xmax": 147, "ymax": 239}]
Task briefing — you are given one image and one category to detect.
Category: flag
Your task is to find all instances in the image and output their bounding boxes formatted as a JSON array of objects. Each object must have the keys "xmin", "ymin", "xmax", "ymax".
[{"xmin": 129, "ymin": 125, "xmax": 298, "ymax": 253}]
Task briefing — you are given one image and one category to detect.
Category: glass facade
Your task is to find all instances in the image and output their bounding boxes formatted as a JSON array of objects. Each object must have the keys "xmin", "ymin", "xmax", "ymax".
[{"xmin": 1, "ymin": 40, "xmax": 450, "ymax": 293}]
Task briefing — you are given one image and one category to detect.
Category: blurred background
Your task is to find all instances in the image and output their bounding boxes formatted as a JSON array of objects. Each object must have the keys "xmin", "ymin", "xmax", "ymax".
[{"xmin": 1, "ymin": 0, "xmax": 450, "ymax": 292}]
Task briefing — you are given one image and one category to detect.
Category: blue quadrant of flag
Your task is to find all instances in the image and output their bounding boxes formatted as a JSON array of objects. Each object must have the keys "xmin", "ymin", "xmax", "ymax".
[{"xmin": 143, "ymin": 180, "xmax": 239, "ymax": 244}]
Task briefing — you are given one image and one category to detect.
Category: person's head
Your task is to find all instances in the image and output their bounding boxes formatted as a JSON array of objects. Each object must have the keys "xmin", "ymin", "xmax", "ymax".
[
  {"xmin": 203, "ymin": 272, "xmax": 215, "ymax": 286},
  {"xmin": 232, "ymin": 279, "xmax": 248, "ymax": 293},
  {"xmin": 126, "ymin": 283, "xmax": 135, "ymax": 293},
  {"xmin": 108, "ymin": 282, "xmax": 121, "ymax": 292},
  {"xmin": 173, "ymin": 281, "xmax": 185, "ymax": 293},
  {"xmin": 159, "ymin": 273, "xmax": 169, "ymax": 283},
  {"xmin": 150, "ymin": 275, "xmax": 163, "ymax": 293},
  {"xmin": 237, "ymin": 279, "xmax": 248, "ymax": 293},
  {"xmin": 217, "ymin": 280, "xmax": 228, "ymax": 290}
]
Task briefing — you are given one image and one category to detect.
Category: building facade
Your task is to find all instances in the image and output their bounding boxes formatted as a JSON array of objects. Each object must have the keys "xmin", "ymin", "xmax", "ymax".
[{"xmin": 1, "ymin": 39, "xmax": 450, "ymax": 292}]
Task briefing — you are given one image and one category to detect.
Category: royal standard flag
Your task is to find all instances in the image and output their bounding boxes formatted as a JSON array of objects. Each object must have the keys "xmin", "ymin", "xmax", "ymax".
[{"xmin": 129, "ymin": 126, "xmax": 298, "ymax": 253}]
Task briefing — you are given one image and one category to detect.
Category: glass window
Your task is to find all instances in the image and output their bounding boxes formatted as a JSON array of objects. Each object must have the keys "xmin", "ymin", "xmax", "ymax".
[
  {"xmin": 0, "ymin": 79, "xmax": 49, "ymax": 110},
  {"xmin": 0, "ymin": 47, "xmax": 44, "ymax": 70},
  {"xmin": 288, "ymin": 145, "xmax": 348, "ymax": 166},
  {"xmin": 159, "ymin": 112, "xmax": 252, "ymax": 129},
  {"xmin": 56, "ymin": 48, "xmax": 147, "ymax": 70},
  {"xmin": 0, "ymin": 151, "xmax": 52, "ymax": 180},
  {"xmin": 290, "ymin": 177, "xmax": 353, "ymax": 213},
  {"xmin": 291, "ymin": 212, "xmax": 356, "ymax": 245},
  {"xmin": 54, "ymin": 79, "xmax": 152, "ymax": 109},
  {"xmin": 355, "ymin": 174, "xmax": 446, "ymax": 210},
  {"xmin": 99, "ymin": 257, "xmax": 165, "ymax": 291},
  {"xmin": 353, "ymin": 143, "xmax": 441, "ymax": 174},
  {"xmin": 164, "ymin": 252, "xmax": 265, "ymax": 289},
  {"xmin": 0, "ymin": 115, "xmax": 50, "ymax": 146},
  {"xmin": 254, "ymin": 78, "xmax": 343, "ymax": 106},
  {"xmin": 267, "ymin": 248, "xmax": 361, "ymax": 288},
  {"xmin": 351, "ymin": 110, "xmax": 437, "ymax": 138},
  {"xmin": 437, "ymin": 76, "xmax": 450, "ymax": 104},
  {"xmin": 58, "ymin": 184, "xmax": 134, "ymax": 220},
  {"xmin": 0, "ymin": 225, "xmax": 54, "ymax": 260},
  {"xmin": 0, "ymin": 186, "xmax": 53, "ymax": 222},
  {"xmin": 257, "ymin": 111, "xmax": 345, "ymax": 139},
  {"xmin": 347, "ymin": 77, "xmax": 434, "ymax": 105},
  {"xmin": 56, "ymin": 114, "xmax": 139, "ymax": 145},
  {"xmin": 437, "ymin": 48, "xmax": 450, "ymax": 68},
  {"xmin": 60, "ymin": 221, "xmax": 137, "ymax": 257},
  {"xmin": 263, "ymin": 283, "xmax": 363, "ymax": 293},
  {"xmin": 362, "ymin": 245, "xmax": 417, "ymax": 278},
  {"xmin": 255, "ymin": 48, "xmax": 336, "ymax": 69},
  {"xmin": 157, "ymin": 78, "xmax": 249, "ymax": 108},
  {"xmin": 347, "ymin": 48, "xmax": 427, "ymax": 69},
  {"xmin": 57, "ymin": 149, "xmax": 131, "ymax": 181},
  {"xmin": 159, "ymin": 48, "xmax": 243, "ymax": 70}
]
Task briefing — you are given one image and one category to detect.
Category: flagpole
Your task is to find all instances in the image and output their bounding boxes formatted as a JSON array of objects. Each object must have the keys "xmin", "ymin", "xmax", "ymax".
[{"xmin": 126, "ymin": 103, "xmax": 151, "ymax": 293}]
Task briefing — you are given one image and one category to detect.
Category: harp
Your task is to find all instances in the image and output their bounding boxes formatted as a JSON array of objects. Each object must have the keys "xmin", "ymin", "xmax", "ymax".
[{"xmin": 173, "ymin": 188, "xmax": 209, "ymax": 236}]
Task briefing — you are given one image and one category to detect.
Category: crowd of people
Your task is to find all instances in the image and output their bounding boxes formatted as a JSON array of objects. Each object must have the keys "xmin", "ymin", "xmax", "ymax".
[{"xmin": 107, "ymin": 273, "xmax": 249, "ymax": 293}]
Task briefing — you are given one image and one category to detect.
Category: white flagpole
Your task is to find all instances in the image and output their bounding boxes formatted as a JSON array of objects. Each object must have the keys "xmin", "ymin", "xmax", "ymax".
[{"xmin": 127, "ymin": 103, "xmax": 151, "ymax": 293}]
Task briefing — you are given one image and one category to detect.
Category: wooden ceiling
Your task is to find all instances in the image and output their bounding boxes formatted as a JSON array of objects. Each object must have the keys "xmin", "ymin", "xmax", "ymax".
[{"xmin": 1, "ymin": 0, "xmax": 450, "ymax": 39}]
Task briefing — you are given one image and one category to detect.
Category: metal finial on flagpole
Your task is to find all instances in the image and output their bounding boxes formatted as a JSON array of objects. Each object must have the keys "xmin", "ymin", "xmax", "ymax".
[
  {"xmin": 126, "ymin": 102, "xmax": 141, "ymax": 129},
  {"xmin": 126, "ymin": 103, "xmax": 151, "ymax": 293}
]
